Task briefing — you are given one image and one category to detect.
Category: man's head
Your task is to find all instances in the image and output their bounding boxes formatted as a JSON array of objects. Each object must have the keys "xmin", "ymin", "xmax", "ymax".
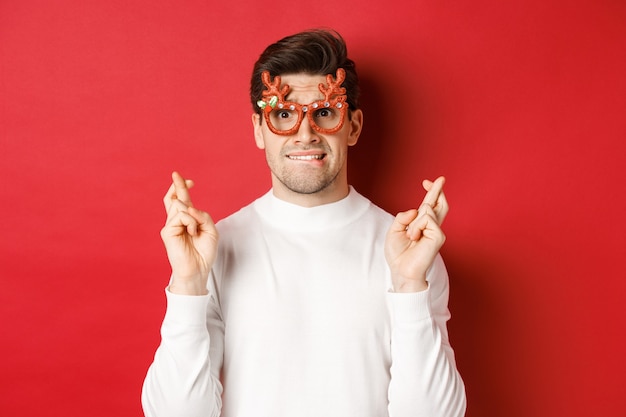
[
  {"xmin": 250, "ymin": 29, "xmax": 360, "ymax": 116},
  {"xmin": 250, "ymin": 29, "xmax": 363, "ymax": 206}
]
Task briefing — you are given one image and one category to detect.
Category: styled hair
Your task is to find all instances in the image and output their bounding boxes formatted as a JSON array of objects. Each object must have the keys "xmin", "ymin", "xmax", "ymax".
[{"xmin": 250, "ymin": 29, "xmax": 360, "ymax": 115}]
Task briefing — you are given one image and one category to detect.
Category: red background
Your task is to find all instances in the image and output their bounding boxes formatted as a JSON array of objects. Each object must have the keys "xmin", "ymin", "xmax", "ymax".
[{"xmin": 1, "ymin": 1, "xmax": 625, "ymax": 416}]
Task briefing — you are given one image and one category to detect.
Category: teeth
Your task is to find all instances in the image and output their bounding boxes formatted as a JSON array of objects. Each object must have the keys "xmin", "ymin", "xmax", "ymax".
[{"xmin": 288, "ymin": 154, "xmax": 323, "ymax": 160}]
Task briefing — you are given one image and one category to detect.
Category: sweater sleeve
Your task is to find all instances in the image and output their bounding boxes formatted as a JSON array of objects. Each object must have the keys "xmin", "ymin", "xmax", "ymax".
[
  {"xmin": 141, "ymin": 284, "xmax": 224, "ymax": 417},
  {"xmin": 387, "ymin": 254, "xmax": 467, "ymax": 417}
]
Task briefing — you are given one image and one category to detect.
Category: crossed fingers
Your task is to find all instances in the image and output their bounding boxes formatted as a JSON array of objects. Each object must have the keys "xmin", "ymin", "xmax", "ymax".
[
  {"xmin": 164, "ymin": 171, "xmax": 194, "ymax": 213},
  {"xmin": 162, "ymin": 171, "xmax": 208, "ymax": 237},
  {"xmin": 393, "ymin": 176, "xmax": 448, "ymax": 243},
  {"xmin": 420, "ymin": 176, "xmax": 449, "ymax": 226}
]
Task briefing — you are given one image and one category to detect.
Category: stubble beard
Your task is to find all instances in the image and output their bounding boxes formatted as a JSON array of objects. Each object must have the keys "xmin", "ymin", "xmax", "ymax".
[
  {"xmin": 275, "ymin": 166, "xmax": 340, "ymax": 195},
  {"xmin": 268, "ymin": 147, "xmax": 343, "ymax": 195}
]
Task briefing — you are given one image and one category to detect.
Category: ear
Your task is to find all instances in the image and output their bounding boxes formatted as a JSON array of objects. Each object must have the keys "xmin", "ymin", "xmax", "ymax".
[
  {"xmin": 347, "ymin": 109, "xmax": 363, "ymax": 147},
  {"xmin": 251, "ymin": 113, "xmax": 266, "ymax": 149}
]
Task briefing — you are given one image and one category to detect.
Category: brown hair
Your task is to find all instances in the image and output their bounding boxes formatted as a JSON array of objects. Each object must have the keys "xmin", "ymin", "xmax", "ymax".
[{"xmin": 250, "ymin": 29, "xmax": 360, "ymax": 115}]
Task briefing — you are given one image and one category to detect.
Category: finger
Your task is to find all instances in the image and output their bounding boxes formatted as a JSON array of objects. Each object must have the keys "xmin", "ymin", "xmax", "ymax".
[
  {"xmin": 422, "ymin": 176, "xmax": 445, "ymax": 208},
  {"xmin": 435, "ymin": 190, "xmax": 449, "ymax": 225},
  {"xmin": 163, "ymin": 176, "xmax": 194, "ymax": 211},
  {"xmin": 172, "ymin": 171, "xmax": 194, "ymax": 207},
  {"xmin": 417, "ymin": 201, "xmax": 433, "ymax": 218},
  {"xmin": 165, "ymin": 198, "xmax": 191, "ymax": 221},
  {"xmin": 389, "ymin": 209, "xmax": 419, "ymax": 233},
  {"xmin": 408, "ymin": 204, "xmax": 437, "ymax": 240},
  {"xmin": 422, "ymin": 176, "xmax": 449, "ymax": 225},
  {"xmin": 163, "ymin": 182, "xmax": 175, "ymax": 210},
  {"xmin": 414, "ymin": 216, "xmax": 446, "ymax": 246},
  {"xmin": 407, "ymin": 206, "xmax": 445, "ymax": 243},
  {"xmin": 163, "ymin": 206, "xmax": 215, "ymax": 240},
  {"xmin": 162, "ymin": 210, "xmax": 199, "ymax": 237},
  {"xmin": 188, "ymin": 206, "xmax": 216, "ymax": 234}
]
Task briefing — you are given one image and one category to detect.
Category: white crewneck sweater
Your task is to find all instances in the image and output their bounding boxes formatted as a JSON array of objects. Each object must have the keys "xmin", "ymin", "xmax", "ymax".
[{"xmin": 142, "ymin": 187, "xmax": 466, "ymax": 417}]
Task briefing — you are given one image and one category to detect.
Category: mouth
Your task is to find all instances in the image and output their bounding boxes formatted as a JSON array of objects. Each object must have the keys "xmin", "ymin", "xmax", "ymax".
[{"xmin": 287, "ymin": 154, "xmax": 326, "ymax": 161}]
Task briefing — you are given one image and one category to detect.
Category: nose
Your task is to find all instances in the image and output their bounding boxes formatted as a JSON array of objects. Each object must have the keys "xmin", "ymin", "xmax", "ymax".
[{"xmin": 295, "ymin": 116, "xmax": 319, "ymax": 145}]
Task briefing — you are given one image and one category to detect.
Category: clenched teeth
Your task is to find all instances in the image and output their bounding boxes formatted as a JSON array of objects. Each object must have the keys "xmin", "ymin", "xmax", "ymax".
[{"xmin": 288, "ymin": 154, "xmax": 324, "ymax": 161}]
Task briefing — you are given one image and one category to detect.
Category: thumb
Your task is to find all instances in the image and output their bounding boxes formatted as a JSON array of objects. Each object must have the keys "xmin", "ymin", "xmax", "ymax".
[
  {"xmin": 390, "ymin": 209, "xmax": 419, "ymax": 233},
  {"xmin": 188, "ymin": 207, "xmax": 218, "ymax": 237}
]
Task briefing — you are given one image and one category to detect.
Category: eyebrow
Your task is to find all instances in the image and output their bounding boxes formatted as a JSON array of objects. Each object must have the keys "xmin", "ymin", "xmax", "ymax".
[{"xmin": 284, "ymin": 90, "xmax": 325, "ymax": 103}]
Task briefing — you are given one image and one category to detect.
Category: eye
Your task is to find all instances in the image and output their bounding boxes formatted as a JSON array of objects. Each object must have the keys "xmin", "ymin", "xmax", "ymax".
[
  {"xmin": 314, "ymin": 108, "xmax": 335, "ymax": 118},
  {"xmin": 271, "ymin": 109, "xmax": 296, "ymax": 120}
]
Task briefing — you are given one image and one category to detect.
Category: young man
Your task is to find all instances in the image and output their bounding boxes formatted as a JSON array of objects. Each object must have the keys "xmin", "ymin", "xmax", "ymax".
[{"xmin": 142, "ymin": 29, "xmax": 466, "ymax": 417}]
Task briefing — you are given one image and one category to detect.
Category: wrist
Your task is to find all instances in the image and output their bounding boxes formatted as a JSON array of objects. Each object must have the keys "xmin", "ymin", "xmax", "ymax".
[
  {"xmin": 391, "ymin": 276, "xmax": 428, "ymax": 293},
  {"xmin": 168, "ymin": 278, "xmax": 208, "ymax": 296}
]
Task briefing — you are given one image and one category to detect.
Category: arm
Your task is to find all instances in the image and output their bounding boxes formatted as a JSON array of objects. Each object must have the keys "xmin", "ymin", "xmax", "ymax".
[
  {"xmin": 142, "ymin": 289, "xmax": 224, "ymax": 417},
  {"xmin": 387, "ymin": 256, "xmax": 466, "ymax": 417},
  {"xmin": 385, "ymin": 177, "xmax": 466, "ymax": 417},
  {"xmin": 142, "ymin": 172, "xmax": 223, "ymax": 417}
]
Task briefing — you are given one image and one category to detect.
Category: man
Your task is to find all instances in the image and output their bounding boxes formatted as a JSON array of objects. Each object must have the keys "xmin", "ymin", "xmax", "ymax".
[{"xmin": 142, "ymin": 29, "xmax": 466, "ymax": 417}]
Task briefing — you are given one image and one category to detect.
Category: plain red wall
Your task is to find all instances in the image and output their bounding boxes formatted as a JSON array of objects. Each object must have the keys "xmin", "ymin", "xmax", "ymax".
[{"xmin": 1, "ymin": 0, "xmax": 624, "ymax": 416}]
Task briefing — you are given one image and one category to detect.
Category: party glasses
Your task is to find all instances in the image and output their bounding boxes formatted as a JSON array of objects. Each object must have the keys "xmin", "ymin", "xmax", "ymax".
[{"xmin": 257, "ymin": 68, "xmax": 349, "ymax": 136}]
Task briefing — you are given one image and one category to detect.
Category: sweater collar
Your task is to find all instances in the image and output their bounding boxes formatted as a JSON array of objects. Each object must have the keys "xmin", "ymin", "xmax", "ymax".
[{"xmin": 253, "ymin": 186, "xmax": 371, "ymax": 231}]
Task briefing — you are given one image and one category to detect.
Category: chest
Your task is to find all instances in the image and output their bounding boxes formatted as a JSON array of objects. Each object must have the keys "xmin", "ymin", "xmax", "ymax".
[{"xmin": 216, "ymin": 227, "xmax": 391, "ymax": 347}]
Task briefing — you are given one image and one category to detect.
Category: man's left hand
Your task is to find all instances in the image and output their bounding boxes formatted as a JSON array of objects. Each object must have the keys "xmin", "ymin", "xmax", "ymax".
[{"xmin": 384, "ymin": 176, "xmax": 449, "ymax": 292}]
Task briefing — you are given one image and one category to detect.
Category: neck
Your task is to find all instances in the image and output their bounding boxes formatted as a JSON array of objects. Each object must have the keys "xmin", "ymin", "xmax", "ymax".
[{"xmin": 271, "ymin": 176, "xmax": 350, "ymax": 208}]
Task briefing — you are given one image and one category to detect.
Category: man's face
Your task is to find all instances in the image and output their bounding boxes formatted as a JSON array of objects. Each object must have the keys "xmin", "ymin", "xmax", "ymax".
[{"xmin": 252, "ymin": 73, "xmax": 363, "ymax": 204}]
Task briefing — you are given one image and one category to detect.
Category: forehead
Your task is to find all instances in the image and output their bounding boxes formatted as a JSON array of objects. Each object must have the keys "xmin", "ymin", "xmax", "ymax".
[{"xmin": 280, "ymin": 73, "xmax": 328, "ymax": 102}]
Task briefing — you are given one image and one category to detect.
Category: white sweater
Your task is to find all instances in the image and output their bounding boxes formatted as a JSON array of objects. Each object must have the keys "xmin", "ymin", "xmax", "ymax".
[{"xmin": 142, "ymin": 187, "xmax": 466, "ymax": 417}]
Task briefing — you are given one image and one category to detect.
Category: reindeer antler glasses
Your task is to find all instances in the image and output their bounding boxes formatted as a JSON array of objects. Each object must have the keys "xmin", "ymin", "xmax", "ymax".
[{"xmin": 256, "ymin": 68, "xmax": 349, "ymax": 136}]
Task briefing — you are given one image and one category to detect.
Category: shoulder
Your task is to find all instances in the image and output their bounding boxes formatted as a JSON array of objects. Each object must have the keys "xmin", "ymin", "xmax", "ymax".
[
  {"xmin": 215, "ymin": 191, "xmax": 269, "ymax": 234},
  {"xmin": 351, "ymin": 189, "xmax": 394, "ymax": 226},
  {"xmin": 216, "ymin": 204, "xmax": 256, "ymax": 232}
]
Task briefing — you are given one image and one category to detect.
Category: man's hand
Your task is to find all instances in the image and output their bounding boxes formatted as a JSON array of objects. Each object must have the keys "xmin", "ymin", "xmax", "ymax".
[
  {"xmin": 160, "ymin": 171, "xmax": 218, "ymax": 295},
  {"xmin": 384, "ymin": 176, "xmax": 449, "ymax": 293}
]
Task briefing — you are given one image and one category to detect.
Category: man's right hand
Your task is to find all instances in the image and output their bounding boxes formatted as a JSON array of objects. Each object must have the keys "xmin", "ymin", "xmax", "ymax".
[{"xmin": 160, "ymin": 171, "xmax": 218, "ymax": 295}]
